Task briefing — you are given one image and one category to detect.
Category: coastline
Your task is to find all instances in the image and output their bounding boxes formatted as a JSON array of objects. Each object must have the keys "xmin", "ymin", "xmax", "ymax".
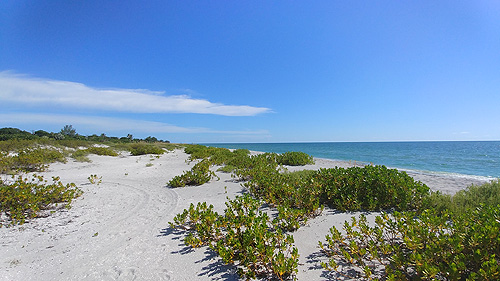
[
  {"xmin": 208, "ymin": 141, "xmax": 500, "ymax": 179},
  {"xmin": 0, "ymin": 148, "xmax": 495, "ymax": 280},
  {"xmin": 286, "ymin": 157, "xmax": 491, "ymax": 194}
]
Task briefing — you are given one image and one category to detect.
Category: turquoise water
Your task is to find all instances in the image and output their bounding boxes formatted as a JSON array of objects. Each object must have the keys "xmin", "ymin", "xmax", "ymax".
[{"xmin": 205, "ymin": 141, "xmax": 500, "ymax": 179}]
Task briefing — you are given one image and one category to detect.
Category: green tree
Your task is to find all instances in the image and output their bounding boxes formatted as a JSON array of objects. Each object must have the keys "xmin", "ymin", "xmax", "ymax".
[
  {"xmin": 145, "ymin": 136, "xmax": 158, "ymax": 143},
  {"xmin": 60, "ymin": 125, "xmax": 77, "ymax": 138}
]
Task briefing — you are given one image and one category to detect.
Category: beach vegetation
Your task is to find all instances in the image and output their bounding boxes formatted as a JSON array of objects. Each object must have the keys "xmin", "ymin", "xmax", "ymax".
[
  {"xmin": 169, "ymin": 195, "xmax": 299, "ymax": 280},
  {"xmin": 313, "ymin": 165, "xmax": 429, "ymax": 211},
  {"xmin": 60, "ymin": 124, "xmax": 77, "ymax": 138},
  {"xmin": 0, "ymin": 128, "xmax": 38, "ymax": 141},
  {"xmin": 168, "ymin": 159, "xmax": 219, "ymax": 187},
  {"xmin": 276, "ymin": 151, "xmax": 314, "ymax": 166},
  {"xmin": 0, "ymin": 148, "xmax": 66, "ymax": 174},
  {"xmin": 237, "ymin": 163, "xmax": 429, "ymax": 228},
  {"xmin": 319, "ymin": 205, "xmax": 500, "ymax": 280},
  {"xmin": 127, "ymin": 143, "xmax": 165, "ymax": 156},
  {"xmin": 88, "ymin": 174, "xmax": 102, "ymax": 185},
  {"xmin": 0, "ymin": 126, "xmax": 172, "ymax": 145},
  {"xmin": 170, "ymin": 146, "xmax": 432, "ymax": 279},
  {"xmin": 71, "ymin": 146, "xmax": 119, "ymax": 162},
  {"xmin": 422, "ymin": 179, "xmax": 500, "ymax": 215},
  {"xmin": 0, "ymin": 175, "xmax": 82, "ymax": 227}
]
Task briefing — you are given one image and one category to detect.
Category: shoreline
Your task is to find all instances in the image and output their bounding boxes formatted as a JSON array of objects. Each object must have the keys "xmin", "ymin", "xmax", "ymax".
[
  {"xmin": 209, "ymin": 141, "xmax": 500, "ymax": 179},
  {"xmin": 0, "ymin": 148, "xmax": 494, "ymax": 280},
  {"xmin": 286, "ymin": 156, "xmax": 492, "ymax": 195}
]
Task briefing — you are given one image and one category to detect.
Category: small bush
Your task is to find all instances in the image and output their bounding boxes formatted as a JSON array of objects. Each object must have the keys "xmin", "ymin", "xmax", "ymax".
[
  {"xmin": 71, "ymin": 146, "xmax": 118, "ymax": 162},
  {"xmin": 422, "ymin": 179, "xmax": 500, "ymax": 216},
  {"xmin": 71, "ymin": 149, "xmax": 91, "ymax": 162},
  {"xmin": 1, "ymin": 148, "xmax": 66, "ymax": 173},
  {"xmin": 169, "ymin": 195, "xmax": 299, "ymax": 280},
  {"xmin": 168, "ymin": 159, "xmax": 219, "ymax": 187},
  {"xmin": 86, "ymin": 146, "xmax": 118, "ymax": 156},
  {"xmin": 314, "ymin": 165, "xmax": 429, "ymax": 211},
  {"xmin": 319, "ymin": 206, "xmax": 500, "ymax": 280},
  {"xmin": 128, "ymin": 143, "xmax": 165, "ymax": 156},
  {"xmin": 0, "ymin": 175, "xmax": 82, "ymax": 227},
  {"xmin": 276, "ymin": 151, "xmax": 314, "ymax": 166}
]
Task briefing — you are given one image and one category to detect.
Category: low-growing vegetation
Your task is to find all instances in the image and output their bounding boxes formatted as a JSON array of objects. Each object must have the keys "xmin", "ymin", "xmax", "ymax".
[
  {"xmin": 169, "ymin": 144, "xmax": 500, "ymax": 280},
  {"xmin": 88, "ymin": 174, "xmax": 102, "ymax": 185},
  {"xmin": 319, "ymin": 180, "xmax": 500, "ymax": 280},
  {"xmin": 0, "ymin": 126, "xmax": 180, "ymax": 227},
  {"xmin": 3, "ymin": 129, "xmax": 499, "ymax": 279},
  {"xmin": 169, "ymin": 195, "xmax": 299, "ymax": 280},
  {"xmin": 169, "ymin": 159, "xmax": 219, "ymax": 187},
  {"xmin": 127, "ymin": 143, "xmax": 166, "ymax": 156},
  {"xmin": 0, "ymin": 175, "xmax": 82, "ymax": 227},
  {"xmin": 422, "ymin": 179, "xmax": 500, "ymax": 215},
  {"xmin": 71, "ymin": 146, "xmax": 119, "ymax": 162},
  {"xmin": 0, "ymin": 148, "xmax": 66, "ymax": 174},
  {"xmin": 1, "ymin": 126, "xmax": 183, "ymax": 172},
  {"xmin": 169, "ymin": 145, "xmax": 433, "ymax": 279},
  {"xmin": 319, "ymin": 205, "xmax": 500, "ymax": 280},
  {"xmin": 276, "ymin": 151, "xmax": 314, "ymax": 166}
]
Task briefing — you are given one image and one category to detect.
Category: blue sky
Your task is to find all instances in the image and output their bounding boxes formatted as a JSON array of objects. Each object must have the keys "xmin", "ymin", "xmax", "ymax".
[{"xmin": 1, "ymin": 1, "xmax": 499, "ymax": 143}]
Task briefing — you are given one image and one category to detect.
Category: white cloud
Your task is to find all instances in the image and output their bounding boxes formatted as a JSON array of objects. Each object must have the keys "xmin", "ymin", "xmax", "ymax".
[
  {"xmin": 0, "ymin": 113, "xmax": 269, "ymax": 136},
  {"xmin": 0, "ymin": 72, "xmax": 271, "ymax": 116}
]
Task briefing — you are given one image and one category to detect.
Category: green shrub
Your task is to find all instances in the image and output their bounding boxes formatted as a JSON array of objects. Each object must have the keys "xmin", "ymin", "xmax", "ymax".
[
  {"xmin": 0, "ymin": 139, "xmax": 39, "ymax": 152},
  {"xmin": 0, "ymin": 128, "xmax": 35, "ymax": 141},
  {"xmin": 0, "ymin": 175, "xmax": 82, "ymax": 227},
  {"xmin": 233, "ymin": 153, "xmax": 281, "ymax": 181},
  {"xmin": 71, "ymin": 146, "xmax": 119, "ymax": 162},
  {"xmin": 319, "ymin": 206, "xmax": 500, "ymax": 280},
  {"xmin": 184, "ymin": 144, "xmax": 212, "ymax": 159},
  {"xmin": 168, "ymin": 159, "xmax": 219, "ymax": 187},
  {"xmin": 85, "ymin": 146, "xmax": 118, "ymax": 156},
  {"xmin": 314, "ymin": 165, "xmax": 429, "ymax": 211},
  {"xmin": 0, "ymin": 148, "xmax": 67, "ymax": 173},
  {"xmin": 169, "ymin": 195, "xmax": 299, "ymax": 280},
  {"xmin": 71, "ymin": 149, "xmax": 91, "ymax": 162},
  {"xmin": 128, "ymin": 143, "xmax": 165, "ymax": 156},
  {"xmin": 184, "ymin": 145, "xmax": 252, "ymax": 166},
  {"xmin": 423, "ymin": 179, "xmax": 500, "ymax": 215},
  {"xmin": 276, "ymin": 151, "xmax": 314, "ymax": 166},
  {"xmin": 0, "ymin": 152, "xmax": 13, "ymax": 174},
  {"xmin": 55, "ymin": 139, "xmax": 90, "ymax": 149},
  {"xmin": 238, "ymin": 164, "xmax": 428, "ymax": 228}
]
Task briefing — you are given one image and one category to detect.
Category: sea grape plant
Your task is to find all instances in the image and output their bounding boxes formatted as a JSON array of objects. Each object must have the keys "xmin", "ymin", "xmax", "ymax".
[
  {"xmin": 0, "ymin": 175, "xmax": 82, "ymax": 227},
  {"xmin": 169, "ymin": 195, "xmax": 299, "ymax": 280},
  {"xmin": 168, "ymin": 159, "xmax": 219, "ymax": 187},
  {"xmin": 319, "ymin": 206, "xmax": 500, "ymax": 280},
  {"xmin": 128, "ymin": 143, "xmax": 165, "ymax": 156},
  {"xmin": 276, "ymin": 151, "xmax": 314, "ymax": 166},
  {"xmin": 0, "ymin": 148, "xmax": 66, "ymax": 173}
]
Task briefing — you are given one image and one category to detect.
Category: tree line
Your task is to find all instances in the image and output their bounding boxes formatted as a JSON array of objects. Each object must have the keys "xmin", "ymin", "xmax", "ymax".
[{"xmin": 0, "ymin": 125, "xmax": 170, "ymax": 143}]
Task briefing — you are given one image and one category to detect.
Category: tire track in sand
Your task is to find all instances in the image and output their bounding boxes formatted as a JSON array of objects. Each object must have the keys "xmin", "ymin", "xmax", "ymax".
[{"xmin": 61, "ymin": 179, "xmax": 178, "ymax": 281}]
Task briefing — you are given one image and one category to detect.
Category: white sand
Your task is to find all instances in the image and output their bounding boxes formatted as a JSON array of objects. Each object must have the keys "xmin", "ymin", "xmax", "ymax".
[{"xmin": 0, "ymin": 150, "xmax": 492, "ymax": 281}]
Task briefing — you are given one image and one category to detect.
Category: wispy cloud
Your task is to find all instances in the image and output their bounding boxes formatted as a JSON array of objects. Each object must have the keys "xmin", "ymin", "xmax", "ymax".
[
  {"xmin": 0, "ymin": 72, "xmax": 271, "ymax": 116},
  {"xmin": 0, "ymin": 113, "xmax": 270, "ymax": 136}
]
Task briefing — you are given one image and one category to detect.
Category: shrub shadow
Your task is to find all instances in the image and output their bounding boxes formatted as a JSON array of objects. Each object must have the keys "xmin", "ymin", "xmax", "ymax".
[
  {"xmin": 159, "ymin": 226, "xmax": 239, "ymax": 280},
  {"xmin": 196, "ymin": 248, "xmax": 239, "ymax": 280}
]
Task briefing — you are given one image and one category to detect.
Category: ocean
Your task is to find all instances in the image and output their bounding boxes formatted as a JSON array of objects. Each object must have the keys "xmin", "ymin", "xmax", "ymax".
[{"xmin": 205, "ymin": 141, "xmax": 500, "ymax": 180}]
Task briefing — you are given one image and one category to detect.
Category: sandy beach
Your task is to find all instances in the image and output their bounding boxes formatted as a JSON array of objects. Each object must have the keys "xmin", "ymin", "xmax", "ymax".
[{"xmin": 0, "ymin": 149, "xmax": 491, "ymax": 281}]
